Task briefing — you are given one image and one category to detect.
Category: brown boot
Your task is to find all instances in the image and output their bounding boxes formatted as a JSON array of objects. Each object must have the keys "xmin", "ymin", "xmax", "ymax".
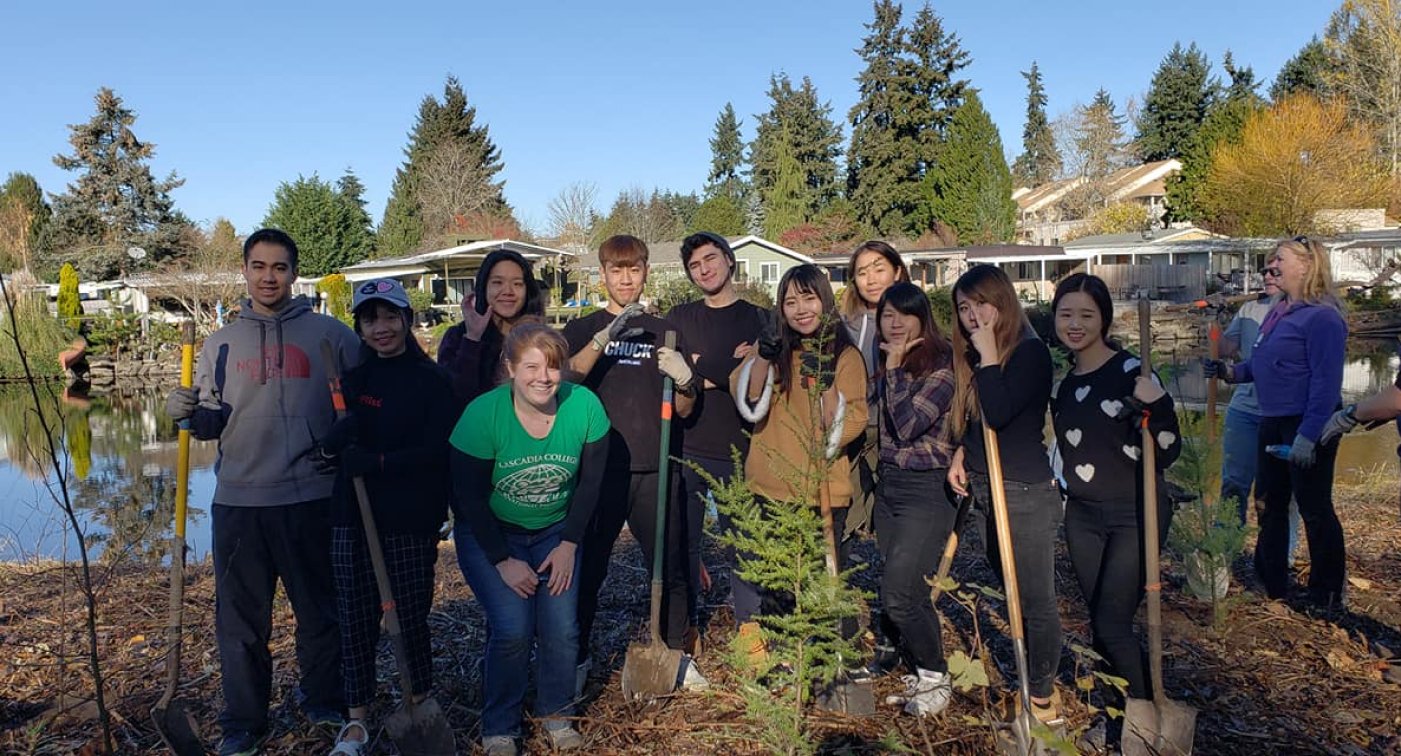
[{"xmin": 735, "ymin": 621, "xmax": 768, "ymax": 669}]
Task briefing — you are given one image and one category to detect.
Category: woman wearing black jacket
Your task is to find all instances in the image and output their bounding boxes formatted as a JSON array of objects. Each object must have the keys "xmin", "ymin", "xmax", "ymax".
[
  {"xmin": 437, "ymin": 248, "xmax": 546, "ymax": 406},
  {"xmin": 320, "ymin": 279, "xmax": 456, "ymax": 756},
  {"xmin": 947, "ymin": 264, "xmax": 1063, "ymax": 724}
]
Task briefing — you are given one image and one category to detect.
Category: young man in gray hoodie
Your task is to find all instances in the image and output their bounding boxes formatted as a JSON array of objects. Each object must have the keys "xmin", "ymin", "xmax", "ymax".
[{"xmin": 166, "ymin": 228, "xmax": 362, "ymax": 756}]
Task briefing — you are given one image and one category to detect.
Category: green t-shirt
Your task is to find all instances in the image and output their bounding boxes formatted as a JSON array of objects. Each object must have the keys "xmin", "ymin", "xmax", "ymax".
[{"xmin": 450, "ymin": 382, "xmax": 610, "ymax": 530}]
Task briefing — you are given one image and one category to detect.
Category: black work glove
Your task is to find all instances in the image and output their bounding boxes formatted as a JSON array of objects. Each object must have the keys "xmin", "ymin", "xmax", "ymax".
[
  {"xmin": 321, "ymin": 415, "xmax": 359, "ymax": 456},
  {"xmin": 1201, "ymin": 358, "xmax": 1234, "ymax": 384},
  {"xmin": 310, "ymin": 444, "xmax": 339, "ymax": 475},
  {"xmin": 340, "ymin": 444, "xmax": 383, "ymax": 477},
  {"xmin": 757, "ymin": 310, "xmax": 782, "ymax": 361}
]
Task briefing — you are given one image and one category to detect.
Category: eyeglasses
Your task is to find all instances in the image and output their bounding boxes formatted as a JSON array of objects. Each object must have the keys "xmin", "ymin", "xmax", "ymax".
[{"xmin": 1259, "ymin": 266, "xmax": 1281, "ymax": 277}]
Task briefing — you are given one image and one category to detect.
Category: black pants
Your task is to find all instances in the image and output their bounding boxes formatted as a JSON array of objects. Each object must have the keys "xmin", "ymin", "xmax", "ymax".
[
  {"xmin": 331, "ymin": 527, "xmax": 437, "ymax": 708},
  {"xmin": 1255, "ymin": 415, "xmax": 1345, "ymax": 603},
  {"xmin": 212, "ymin": 501, "xmax": 343, "ymax": 734},
  {"xmin": 970, "ymin": 473, "xmax": 1063, "ymax": 699},
  {"xmin": 874, "ymin": 466, "xmax": 955, "ymax": 673},
  {"xmin": 577, "ymin": 465, "xmax": 690, "ymax": 662},
  {"xmin": 680, "ymin": 454, "xmax": 731, "ymax": 625},
  {"xmin": 741, "ymin": 501, "xmax": 858, "ymax": 638},
  {"xmin": 1063, "ymin": 494, "xmax": 1171, "ymax": 700}
]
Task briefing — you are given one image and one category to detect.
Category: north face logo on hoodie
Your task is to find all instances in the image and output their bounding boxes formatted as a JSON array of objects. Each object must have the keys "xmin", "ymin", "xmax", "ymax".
[{"xmin": 236, "ymin": 344, "xmax": 313, "ymax": 380}]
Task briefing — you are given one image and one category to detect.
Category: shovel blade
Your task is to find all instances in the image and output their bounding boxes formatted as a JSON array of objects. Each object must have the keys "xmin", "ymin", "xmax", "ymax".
[
  {"xmin": 815, "ymin": 679, "xmax": 876, "ymax": 716},
  {"xmin": 384, "ymin": 696, "xmax": 455, "ymax": 756},
  {"xmin": 620, "ymin": 641, "xmax": 683, "ymax": 701},
  {"xmin": 151, "ymin": 700, "xmax": 204, "ymax": 756},
  {"xmin": 1123, "ymin": 696, "xmax": 1197, "ymax": 756}
]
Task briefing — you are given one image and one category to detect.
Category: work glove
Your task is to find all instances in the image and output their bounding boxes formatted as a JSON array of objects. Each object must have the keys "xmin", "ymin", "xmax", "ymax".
[
  {"xmin": 321, "ymin": 416, "xmax": 359, "ymax": 456},
  {"xmin": 165, "ymin": 387, "xmax": 198, "ymax": 421},
  {"xmin": 340, "ymin": 445, "xmax": 383, "ymax": 477},
  {"xmin": 1200, "ymin": 358, "xmax": 1234, "ymax": 384},
  {"xmin": 1288, "ymin": 434, "xmax": 1317, "ymax": 469},
  {"xmin": 592, "ymin": 303, "xmax": 646, "ymax": 350},
  {"xmin": 309, "ymin": 444, "xmax": 339, "ymax": 475},
  {"xmin": 656, "ymin": 346, "xmax": 694, "ymax": 388},
  {"xmin": 1318, "ymin": 405, "xmax": 1359, "ymax": 446},
  {"xmin": 756, "ymin": 311, "xmax": 782, "ymax": 361}
]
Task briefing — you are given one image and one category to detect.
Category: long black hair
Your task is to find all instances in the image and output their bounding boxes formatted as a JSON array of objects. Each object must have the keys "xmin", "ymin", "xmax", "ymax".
[
  {"xmin": 772, "ymin": 264, "xmax": 856, "ymax": 394},
  {"xmin": 473, "ymin": 249, "xmax": 545, "ymax": 319},
  {"xmin": 875, "ymin": 282, "xmax": 951, "ymax": 379},
  {"xmin": 1051, "ymin": 272, "xmax": 1116, "ymax": 347}
]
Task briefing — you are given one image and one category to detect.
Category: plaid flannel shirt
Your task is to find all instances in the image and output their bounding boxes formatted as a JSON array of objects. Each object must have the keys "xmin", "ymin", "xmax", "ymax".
[{"xmin": 874, "ymin": 365, "xmax": 956, "ymax": 471}]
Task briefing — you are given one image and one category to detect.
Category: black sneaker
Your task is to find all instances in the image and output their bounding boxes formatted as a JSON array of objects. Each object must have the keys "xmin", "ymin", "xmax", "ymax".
[
  {"xmin": 218, "ymin": 730, "xmax": 266, "ymax": 756},
  {"xmin": 866, "ymin": 643, "xmax": 901, "ymax": 676}
]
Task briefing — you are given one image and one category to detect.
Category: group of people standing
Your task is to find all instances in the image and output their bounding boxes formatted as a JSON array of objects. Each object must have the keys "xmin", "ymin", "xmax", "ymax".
[{"xmin": 167, "ymin": 226, "xmax": 1364, "ymax": 756}]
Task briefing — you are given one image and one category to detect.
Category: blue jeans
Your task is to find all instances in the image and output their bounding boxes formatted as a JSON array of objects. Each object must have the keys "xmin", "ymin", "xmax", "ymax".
[
  {"xmin": 1221, "ymin": 408, "xmax": 1300, "ymax": 557},
  {"xmin": 455, "ymin": 520, "xmax": 580, "ymax": 738}
]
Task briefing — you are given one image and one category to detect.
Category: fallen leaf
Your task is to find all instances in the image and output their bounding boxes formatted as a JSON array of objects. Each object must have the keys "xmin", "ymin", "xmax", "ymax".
[
  {"xmin": 1326, "ymin": 648, "xmax": 1355, "ymax": 670},
  {"xmin": 1346, "ymin": 576, "xmax": 1374, "ymax": 591}
]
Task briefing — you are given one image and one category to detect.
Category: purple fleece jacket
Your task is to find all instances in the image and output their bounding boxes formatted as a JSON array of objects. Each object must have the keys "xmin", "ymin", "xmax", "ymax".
[{"xmin": 1232, "ymin": 300, "xmax": 1347, "ymax": 442}]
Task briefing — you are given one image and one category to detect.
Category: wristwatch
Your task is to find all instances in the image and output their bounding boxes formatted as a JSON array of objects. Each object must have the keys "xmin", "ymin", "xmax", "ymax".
[{"xmin": 675, "ymin": 377, "xmax": 697, "ymax": 397}]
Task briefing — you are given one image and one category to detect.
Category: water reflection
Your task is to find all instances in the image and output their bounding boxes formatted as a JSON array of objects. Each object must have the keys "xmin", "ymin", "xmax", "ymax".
[{"xmin": 0, "ymin": 383, "xmax": 216, "ymax": 563}]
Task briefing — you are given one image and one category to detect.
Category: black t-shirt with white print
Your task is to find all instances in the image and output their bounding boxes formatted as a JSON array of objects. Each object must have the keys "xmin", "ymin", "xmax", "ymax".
[
  {"xmin": 1050, "ymin": 349, "xmax": 1181, "ymax": 504},
  {"xmin": 564, "ymin": 309, "xmax": 688, "ymax": 472}
]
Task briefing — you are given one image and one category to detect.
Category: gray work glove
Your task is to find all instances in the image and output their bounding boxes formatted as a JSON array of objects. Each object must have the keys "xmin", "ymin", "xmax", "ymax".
[
  {"xmin": 1318, "ymin": 405, "xmax": 1359, "ymax": 446},
  {"xmin": 165, "ymin": 387, "xmax": 198, "ymax": 421},
  {"xmin": 592, "ymin": 303, "xmax": 647, "ymax": 349},
  {"xmin": 1288, "ymin": 434, "xmax": 1317, "ymax": 469}
]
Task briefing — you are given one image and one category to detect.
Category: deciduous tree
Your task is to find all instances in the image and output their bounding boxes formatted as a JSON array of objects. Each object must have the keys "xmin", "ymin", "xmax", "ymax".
[
  {"xmin": 0, "ymin": 173, "xmax": 50, "ymax": 273},
  {"xmin": 1200, "ymin": 94, "xmax": 1390, "ymax": 236},
  {"xmin": 1326, "ymin": 0, "xmax": 1401, "ymax": 175}
]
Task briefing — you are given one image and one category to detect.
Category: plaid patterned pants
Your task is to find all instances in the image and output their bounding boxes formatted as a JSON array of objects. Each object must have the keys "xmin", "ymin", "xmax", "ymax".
[{"xmin": 331, "ymin": 526, "xmax": 438, "ymax": 708}]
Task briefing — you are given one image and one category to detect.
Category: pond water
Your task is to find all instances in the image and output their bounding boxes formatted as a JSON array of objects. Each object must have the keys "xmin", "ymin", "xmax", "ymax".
[{"xmin": 2, "ymin": 340, "xmax": 1399, "ymax": 563}]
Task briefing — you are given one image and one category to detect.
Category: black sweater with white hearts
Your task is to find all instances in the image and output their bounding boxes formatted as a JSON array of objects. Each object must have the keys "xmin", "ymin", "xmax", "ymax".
[{"xmin": 1050, "ymin": 349, "xmax": 1181, "ymax": 505}]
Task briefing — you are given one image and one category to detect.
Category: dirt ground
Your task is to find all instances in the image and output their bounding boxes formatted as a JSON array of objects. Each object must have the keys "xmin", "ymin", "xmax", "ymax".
[{"xmin": 2, "ymin": 471, "xmax": 1399, "ymax": 755}]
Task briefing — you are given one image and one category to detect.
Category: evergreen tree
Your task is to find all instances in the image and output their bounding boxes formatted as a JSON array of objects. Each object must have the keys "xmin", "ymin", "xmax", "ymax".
[
  {"xmin": 1221, "ymin": 51, "xmax": 1261, "ymax": 103},
  {"xmin": 57, "ymin": 263, "xmax": 81, "ymax": 330},
  {"xmin": 0, "ymin": 172, "xmax": 51, "ymax": 272},
  {"xmin": 335, "ymin": 169, "xmax": 376, "ymax": 262},
  {"xmin": 690, "ymin": 194, "xmax": 748, "ymax": 236},
  {"xmin": 846, "ymin": 1, "xmax": 970, "ymax": 236},
  {"xmin": 924, "ymin": 92, "xmax": 1016, "ymax": 244},
  {"xmin": 263, "ymin": 174, "xmax": 372, "ymax": 277},
  {"xmin": 763, "ymin": 125, "xmax": 808, "ymax": 239},
  {"xmin": 750, "ymin": 74, "xmax": 843, "ymax": 222},
  {"xmin": 706, "ymin": 103, "xmax": 748, "ymax": 205},
  {"xmin": 376, "ymin": 76, "xmax": 508, "ymax": 257},
  {"xmin": 1136, "ymin": 42, "xmax": 1216, "ymax": 161},
  {"xmin": 1167, "ymin": 53, "xmax": 1264, "ymax": 223},
  {"xmin": 1271, "ymin": 37, "xmax": 1334, "ymax": 100},
  {"xmin": 43, "ymin": 88, "xmax": 193, "ymax": 280},
  {"xmin": 1011, "ymin": 61, "xmax": 1061, "ymax": 188},
  {"xmin": 1062, "ymin": 89, "xmax": 1130, "ymax": 216}
]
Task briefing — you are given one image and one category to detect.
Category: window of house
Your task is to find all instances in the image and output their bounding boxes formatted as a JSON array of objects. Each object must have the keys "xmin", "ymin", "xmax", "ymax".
[
  {"xmin": 735, "ymin": 260, "xmax": 750, "ymax": 282},
  {"xmin": 761, "ymin": 262, "xmax": 780, "ymax": 283}
]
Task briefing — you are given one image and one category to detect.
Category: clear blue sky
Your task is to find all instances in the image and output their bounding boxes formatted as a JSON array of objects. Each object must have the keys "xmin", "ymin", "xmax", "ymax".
[{"xmin": 2, "ymin": 0, "xmax": 1335, "ymax": 241}]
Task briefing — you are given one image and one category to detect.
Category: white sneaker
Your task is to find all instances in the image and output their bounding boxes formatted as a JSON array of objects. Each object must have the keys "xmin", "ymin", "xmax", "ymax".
[
  {"xmin": 885, "ymin": 668, "xmax": 951, "ymax": 717},
  {"xmin": 481, "ymin": 735, "xmax": 517, "ymax": 756},
  {"xmin": 545, "ymin": 724, "xmax": 585, "ymax": 750},
  {"xmin": 680, "ymin": 655, "xmax": 711, "ymax": 692},
  {"xmin": 327, "ymin": 721, "xmax": 369, "ymax": 756}
]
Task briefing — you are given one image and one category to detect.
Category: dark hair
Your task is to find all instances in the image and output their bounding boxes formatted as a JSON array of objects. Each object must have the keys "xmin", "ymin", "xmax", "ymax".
[
  {"xmin": 351, "ymin": 300, "xmax": 429, "ymax": 361},
  {"xmin": 243, "ymin": 228, "xmax": 299, "ymax": 269},
  {"xmin": 1051, "ymin": 273, "xmax": 1115, "ymax": 343},
  {"xmin": 841, "ymin": 240, "xmax": 909, "ymax": 315},
  {"xmin": 875, "ymin": 282, "xmax": 951, "ymax": 379},
  {"xmin": 598, "ymin": 234, "xmax": 649, "ymax": 267},
  {"xmin": 474, "ymin": 249, "xmax": 545, "ymax": 319},
  {"xmin": 680, "ymin": 232, "xmax": 736, "ymax": 281},
  {"xmin": 773, "ymin": 264, "xmax": 855, "ymax": 395}
]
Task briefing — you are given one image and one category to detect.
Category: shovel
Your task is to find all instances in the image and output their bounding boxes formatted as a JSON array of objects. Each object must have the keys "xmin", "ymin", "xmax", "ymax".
[
  {"xmin": 1123, "ymin": 296, "xmax": 1198, "ymax": 756},
  {"xmin": 928, "ymin": 487, "xmax": 974, "ymax": 604},
  {"xmin": 321, "ymin": 341, "xmax": 455, "ymax": 755},
  {"xmin": 814, "ymin": 478, "xmax": 876, "ymax": 715},
  {"xmin": 152, "ymin": 321, "xmax": 203, "ymax": 756},
  {"xmin": 621, "ymin": 331, "xmax": 686, "ymax": 701},
  {"xmin": 981, "ymin": 422, "xmax": 1042, "ymax": 756}
]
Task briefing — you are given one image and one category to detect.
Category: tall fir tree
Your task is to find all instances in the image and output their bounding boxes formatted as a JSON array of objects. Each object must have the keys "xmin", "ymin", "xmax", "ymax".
[
  {"xmin": 1167, "ymin": 53, "xmax": 1264, "ymax": 223},
  {"xmin": 376, "ymin": 76, "xmax": 508, "ymax": 257},
  {"xmin": 1011, "ymin": 61, "xmax": 1061, "ymax": 188},
  {"xmin": 264, "ymin": 174, "xmax": 372, "ymax": 276},
  {"xmin": 847, "ymin": 0, "xmax": 970, "ymax": 236},
  {"xmin": 763, "ymin": 125, "xmax": 808, "ymax": 239},
  {"xmin": 336, "ymin": 169, "xmax": 376, "ymax": 263},
  {"xmin": 1135, "ymin": 42, "xmax": 1217, "ymax": 161},
  {"xmin": 749, "ymin": 74, "xmax": 843, "ymax": 223},
  {"xmin": 706, "ymin": 103, "xmax": 748, "ymax": 205},
  {"xmin": 923, "ymin": 92, "xmax": 1016, "ymax": 244},
  {"xmin": 43, "ymin": 88, "xmax": 193, "ymax": 280},
  {"xmin": 1271, "ymin": 37, "xmax": 1334, "ymax": 100},
  {"xmin": 0, "ymin": 172, "xmax": 51, "ymax": 272}
]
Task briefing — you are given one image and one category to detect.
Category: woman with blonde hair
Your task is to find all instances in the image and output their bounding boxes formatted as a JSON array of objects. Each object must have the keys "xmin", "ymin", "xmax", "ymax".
[
  {"xmin": 1204, "ymin": 236, "xmax": 1348, "ymax": 609},
  {"xmin": 946, "ymin": 264, "xmax": 1063, "ymax": 723}
]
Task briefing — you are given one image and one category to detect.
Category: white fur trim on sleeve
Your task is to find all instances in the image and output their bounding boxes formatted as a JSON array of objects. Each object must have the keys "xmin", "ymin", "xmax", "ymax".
[
  {"xmin": 735, "ymin": 359, "xmax": 775, "ymax": 423},
  {"xmin": 824, "ymin": 391, "xmax": 848, "ymax": 460}
]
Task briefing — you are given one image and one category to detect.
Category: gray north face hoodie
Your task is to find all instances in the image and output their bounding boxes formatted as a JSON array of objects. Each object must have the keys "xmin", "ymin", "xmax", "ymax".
[{"xmin": 192, "ymin": 296, "xmax": 362, "ymax": 506}]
